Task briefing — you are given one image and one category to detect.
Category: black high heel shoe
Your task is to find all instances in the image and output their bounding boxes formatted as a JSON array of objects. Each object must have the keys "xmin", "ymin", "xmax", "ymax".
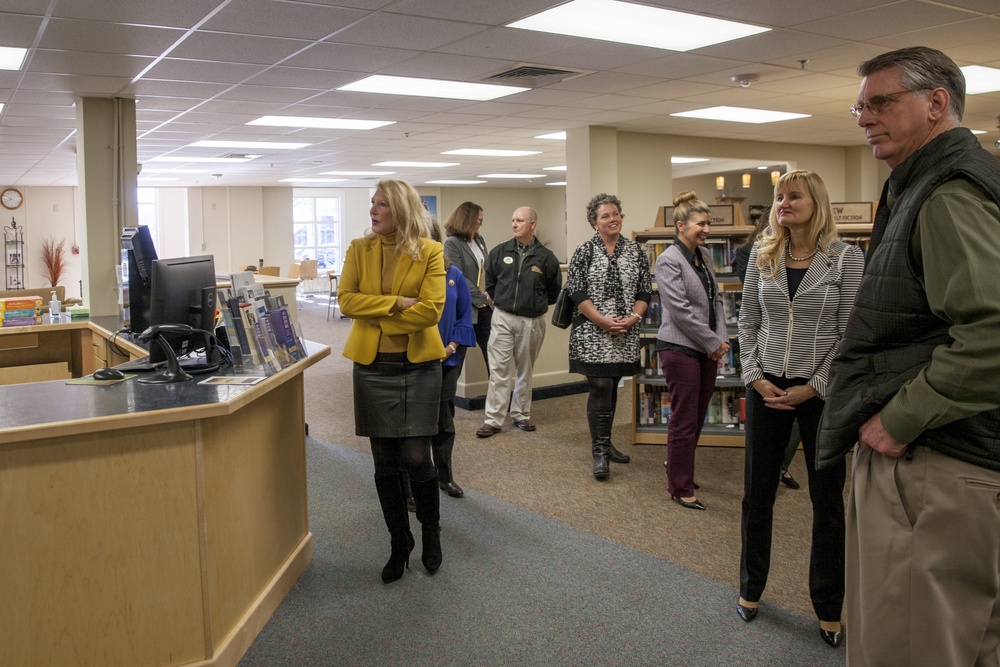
[
  {"xmin": 671, "ymin": 496, "xmax": 706, "ymax": 511},
  {"xmin": 819, "ymin": 623, "xmax": 844, "ymax": 647},
  {"xmin": 736, "ymin": 601, "xmax": 759, "ymax": 622},
  {"xmin": 382, "ymin": 531, "xmax": 415, "ymax": 583}
]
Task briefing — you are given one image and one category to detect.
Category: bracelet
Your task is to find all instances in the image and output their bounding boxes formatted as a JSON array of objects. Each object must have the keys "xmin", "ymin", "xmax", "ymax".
[
  {"xmin": 630, "ymin": 312, "xmax": 642, "ymax": 320},
  {"xmin": 447, "ymin": 343, "xmax": 457, "ymax": 353}
]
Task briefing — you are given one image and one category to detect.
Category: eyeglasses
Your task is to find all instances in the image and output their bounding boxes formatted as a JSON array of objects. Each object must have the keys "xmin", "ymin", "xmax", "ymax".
[{"xmin": 850, "ymin": 89, "xmax": 926, "ymax": 118}]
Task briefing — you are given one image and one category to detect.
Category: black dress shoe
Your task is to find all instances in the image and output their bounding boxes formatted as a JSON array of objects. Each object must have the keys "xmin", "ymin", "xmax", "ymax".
[
  {"xmin": 671, "ymin": 496, "xmax": 706, "ymax": 511},
  {"xmin": 819, "ymin": 625, "xmax": 843, "ymax": 647},
  {"xmin": 439, "ymin": 481, "xmax": 464, "ymax": 498},
  {"xmin": 780, "ymin": 471, "xmax": 801, "ymax": 489},
  {"xmin": 736, "ymin": 601, "xmax": 759, "ymax": 622}
]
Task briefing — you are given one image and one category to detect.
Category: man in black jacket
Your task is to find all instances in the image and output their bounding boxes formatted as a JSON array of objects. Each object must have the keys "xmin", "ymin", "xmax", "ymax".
[
  {"xmin": 817, "ymin": 47, "xmax": 1000, "ymax": 663},
  {"xmin": 476, "ymin": 207, "xmax": 561, "ymax": 437}
]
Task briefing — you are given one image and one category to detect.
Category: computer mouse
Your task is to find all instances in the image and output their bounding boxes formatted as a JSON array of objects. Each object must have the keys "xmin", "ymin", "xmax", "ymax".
[{"xmin": 93, "ymin": 368, "xmax": 126, "ymax": 381}]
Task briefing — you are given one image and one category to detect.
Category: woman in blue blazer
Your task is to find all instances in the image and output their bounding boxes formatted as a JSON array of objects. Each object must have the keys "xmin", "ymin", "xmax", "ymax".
[{"xmin": 735, "ymin": 170, "xmax": 864, "ymax": 649}]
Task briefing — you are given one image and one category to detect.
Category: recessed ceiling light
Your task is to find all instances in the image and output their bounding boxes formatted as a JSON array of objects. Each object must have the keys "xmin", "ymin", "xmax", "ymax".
[
  {"xmin": 374, "ymin": 161, "xmax": 459, "ymax": 168},
  {"xmin": 426, "ymin": 180, "xmax": 488, "ymax": 185},
  {"xmin": 546, "ymin": 182, "xmax": 567, "ymax": 186},
  {"xmin": 670, "ymin": 106, "xmax": 810, "ymax": 124},
  {"xmin": 338, "ymin": 75, "xmax": 527, "ymax": 101},
  {"xmin": 278, "ymin": 178, "xmax": 348, "ymax": 183},
  {"xmin": 477, "ymin": 173, "xmax": 545, "ymax": 179},
  {"xmin": 144, "ymin": 168, "xmax": 212, "ymax": 174},
  {"xmin": 671, "ymin": 157, "xmax": 709, "ymax": 164},
  {"xmin": 247, "ymin": 116, "xmax": 395, "ymax": 130},
  {"xmin": 544, "ymin": 166, "xmax": 567, "ymax": 171},
  {"xmin": 961, "ymin": 66, "xmax": 1000, "ymax": 94},
  {"xmin": 535, "ymin": 132, "xmax": 566, "ymax": 140},
  {"xmin": 148, "ymin": 156, "xmax": 257, "ymax": 163},
  {"xmin": 442, "ymin": 149, "xmax": 541, "ymax": 157},
  {"xmin": 756, "ymin": 165, "xmax": 769, "ymax": 170},
  {"xmin": 0, "ymin": 46, "xmax": 27, "ymax": 70},
  {"xmin": 509, "ymin": 0, "xmax": 769, "ymax": 52},
  {"xmin": 322, "ymin": 170, "xmax": 395, "ymax": 176},
  {"xmin": 190, "ymin": 140, "xmax": 311, "ymax": 150}
]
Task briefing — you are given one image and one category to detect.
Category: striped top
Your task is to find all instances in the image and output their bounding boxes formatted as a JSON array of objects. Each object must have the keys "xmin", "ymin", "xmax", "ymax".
[{"xmin": 739, "ymin": 240, "xmax": 865, "ymax": 399}]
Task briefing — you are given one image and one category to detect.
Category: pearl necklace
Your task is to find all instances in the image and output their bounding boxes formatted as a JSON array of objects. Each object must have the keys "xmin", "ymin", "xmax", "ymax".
[{"xmin": 787, "ymin": 244, "xmax": 819, "ymax": 262}]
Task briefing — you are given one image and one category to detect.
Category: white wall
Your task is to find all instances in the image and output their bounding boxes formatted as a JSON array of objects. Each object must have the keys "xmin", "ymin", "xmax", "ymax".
[{"xmin": 16, "ymin": 187, "xmax": 82, "ymax": 298}]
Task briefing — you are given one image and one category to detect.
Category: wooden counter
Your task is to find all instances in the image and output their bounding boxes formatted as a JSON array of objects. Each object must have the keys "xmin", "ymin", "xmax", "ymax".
[{"xmin": 0, "ymin": 321, "xmax": 330, "ymax": 667}]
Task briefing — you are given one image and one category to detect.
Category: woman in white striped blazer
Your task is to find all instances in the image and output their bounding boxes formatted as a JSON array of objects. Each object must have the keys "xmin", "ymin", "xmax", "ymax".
[{"xmin": 735, "ymin": 171, "xmax": 864, "ymax": 650}]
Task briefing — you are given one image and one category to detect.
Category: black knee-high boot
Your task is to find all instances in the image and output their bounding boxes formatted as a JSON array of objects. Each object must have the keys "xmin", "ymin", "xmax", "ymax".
[
  {"xmin": 588, "ymin": 410, "xmax": 613, "ymax": 480},
  {"xmin": 432, "ymin": 432, "xmax": 464, "ymax": 497},
  {"xmin": 409, "ymin": 475, "xmax": 443, "ymax": 573},
  {"xmin": 374, "ymin": 473, "xmax": 415, "ymax": 583}
]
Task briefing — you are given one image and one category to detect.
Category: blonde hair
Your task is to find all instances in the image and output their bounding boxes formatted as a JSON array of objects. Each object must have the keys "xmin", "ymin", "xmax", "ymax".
[
  {"xmin": 672, "ymin": 191, "xmax": 710, "ymax": 232},
  {"xmin": 369, "ymin": 179, "xmax": 429, "ymax": 261},
  {"xmin": 755, "ymin": 170, "xmax": 838, "ymax": 279}
]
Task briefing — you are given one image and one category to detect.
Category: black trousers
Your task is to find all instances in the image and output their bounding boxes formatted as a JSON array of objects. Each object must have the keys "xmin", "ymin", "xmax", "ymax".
[
  {"xmin": 473, "ymin": 306, "xmax": 493, "ymax": 372},
  {"xmin": 739, "ymin": 374, "xmax": 846, "ymax": 622}
]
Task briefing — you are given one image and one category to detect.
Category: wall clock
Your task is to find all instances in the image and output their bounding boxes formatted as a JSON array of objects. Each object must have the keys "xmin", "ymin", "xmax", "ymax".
[{"xmin": 1, "ymin": 188, "xmax": 23, "ymax": 210}]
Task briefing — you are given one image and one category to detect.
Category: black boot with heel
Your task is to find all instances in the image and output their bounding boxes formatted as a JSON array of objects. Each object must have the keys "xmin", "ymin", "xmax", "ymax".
[
  {"xmin": 588, "ymin": 410, "xmax": 614, "ymax": 480},
  {"xmin": 432, "ymin": 433, "xmax": 464, "ymax": 498},
  {"xmin": 410, "ymin": 475, "xmax": 443, "ymax": 573},
  {"xmin": 374, "ymin": 473, "xmax": 414, "ymax": 583}
]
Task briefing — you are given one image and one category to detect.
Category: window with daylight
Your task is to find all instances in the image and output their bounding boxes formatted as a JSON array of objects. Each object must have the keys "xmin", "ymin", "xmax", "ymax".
[
  {"xmin": 293, "ymin": 194, "xmax": 342, "ymax": 272},
  {"xmin": 137, "ymin": 188, "xmax": 159, "ymax": 247}
]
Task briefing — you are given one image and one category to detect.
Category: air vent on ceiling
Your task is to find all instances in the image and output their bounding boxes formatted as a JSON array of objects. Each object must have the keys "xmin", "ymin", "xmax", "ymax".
[{"xmin": 483, "ymin": 65, "xmax": 588, "ymax": 88}]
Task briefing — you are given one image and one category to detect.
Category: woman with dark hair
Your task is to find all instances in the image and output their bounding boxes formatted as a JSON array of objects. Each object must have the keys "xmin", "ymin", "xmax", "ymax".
[
  {"xmin": 654, "ymin": 191, "xmax": 729, "ymax": 510},
  {"xmin": 443, "ymin": 202, "xmax": 492, "ymax": 371},
  {"xmin": 736, "ymin": 170, "xmax": 864, "ymax": 648},
  {"xmin": 565, "ymin": 193, "xmax": 651, "ymax": 480},
  {"xmin": 338, "ymin": 179, "xmax": 446, "ymax": 583}
]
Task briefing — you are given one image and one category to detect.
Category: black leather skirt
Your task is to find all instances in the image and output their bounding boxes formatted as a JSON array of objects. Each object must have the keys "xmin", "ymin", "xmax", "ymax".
[{"xmin": 353, "ymin": 352, "xmax": 442, "ymax": 438}]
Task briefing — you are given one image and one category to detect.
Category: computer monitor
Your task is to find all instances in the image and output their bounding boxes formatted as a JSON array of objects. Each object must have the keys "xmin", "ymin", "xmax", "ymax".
[
  {"xmin": 121, "ymin": 225, "xmax": 157, "ymax": 335},
  {"xmin": 140, "ymin": 255, "xmax": 219, "ymax": 383}
]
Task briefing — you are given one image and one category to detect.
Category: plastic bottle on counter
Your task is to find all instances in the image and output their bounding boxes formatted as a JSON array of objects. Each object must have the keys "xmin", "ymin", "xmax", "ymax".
[{"xmin": 49, "ymin": 290, "xmax": 61, "ymax": 321}]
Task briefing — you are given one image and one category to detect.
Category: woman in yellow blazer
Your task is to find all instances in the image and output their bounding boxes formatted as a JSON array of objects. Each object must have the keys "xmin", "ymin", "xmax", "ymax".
[{"xmin": 339, "ymin": 179, "xmax": 446, "ymax": 583}]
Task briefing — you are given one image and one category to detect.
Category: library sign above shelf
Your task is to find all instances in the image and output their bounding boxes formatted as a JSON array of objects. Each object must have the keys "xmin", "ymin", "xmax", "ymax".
[
  {"xmin": 653, "ymin": 203, "xmax": 744, "ymax": 228},
  {"xmin": 831, "ymin": 202, "xmax": 874, "ymax": 225}
]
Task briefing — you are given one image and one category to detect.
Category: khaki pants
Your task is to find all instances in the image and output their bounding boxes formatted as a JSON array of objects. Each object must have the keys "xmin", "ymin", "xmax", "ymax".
[
  {"xmin": 847, "ymin": 446, "xmax": 1000, "ymax": 666},
  {"xmin": 484, "ymin": 307, "xmax": 545, "ymax": 427}
]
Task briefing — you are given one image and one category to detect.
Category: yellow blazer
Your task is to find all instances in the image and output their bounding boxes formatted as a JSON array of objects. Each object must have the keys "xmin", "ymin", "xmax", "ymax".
[{"xmin": 339, "ymin": 234, "xmax": 446, "ymax": 365}]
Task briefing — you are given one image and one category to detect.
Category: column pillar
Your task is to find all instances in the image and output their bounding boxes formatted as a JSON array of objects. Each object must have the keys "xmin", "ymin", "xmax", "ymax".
[
  {"xmin": 76, "ymin": 97, "xmax": 138, "ymax": 317},
  {"xmin": 565, "ymin": 126, "xmax": 619, "ymax": 256}
]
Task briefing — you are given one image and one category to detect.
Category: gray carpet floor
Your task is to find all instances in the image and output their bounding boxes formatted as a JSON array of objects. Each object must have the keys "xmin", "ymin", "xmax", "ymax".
[{"xmin": 238, "ymin": 438, "xmax": 845, "ymax": 667}]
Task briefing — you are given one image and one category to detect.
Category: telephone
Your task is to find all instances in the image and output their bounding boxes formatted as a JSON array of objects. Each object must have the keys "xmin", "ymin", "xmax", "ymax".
[{"xmin": 138, "ymin": 323, "xmax": 194, "ymax": 342}]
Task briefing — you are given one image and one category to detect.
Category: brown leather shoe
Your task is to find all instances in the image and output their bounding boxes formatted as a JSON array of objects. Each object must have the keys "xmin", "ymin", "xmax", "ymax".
[
  {"xmin": 476, "ymin": 423, "xmax": 501, "ymax": 438},
  {"xmin": 513, "ymin": 419, "xmax": 536, "ymax": 432}
]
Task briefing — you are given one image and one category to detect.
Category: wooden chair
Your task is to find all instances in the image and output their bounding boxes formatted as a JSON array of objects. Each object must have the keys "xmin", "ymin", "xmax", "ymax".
[
  {"xmin": 298, "ymin": 259, "xmax": 319, "ymax": 296},
  {"xmin": 258, "ymin": 266, "xmax": 280, "ymax": 276},
  {"xmin": 287, "ymin": 263, "xmax": 301, "ymax": 279}
]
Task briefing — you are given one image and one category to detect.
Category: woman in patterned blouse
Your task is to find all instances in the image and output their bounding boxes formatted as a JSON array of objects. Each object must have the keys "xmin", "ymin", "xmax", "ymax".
[{"xmin": 565, "ymin": 193, "xmax": 652, "ymax": 480}]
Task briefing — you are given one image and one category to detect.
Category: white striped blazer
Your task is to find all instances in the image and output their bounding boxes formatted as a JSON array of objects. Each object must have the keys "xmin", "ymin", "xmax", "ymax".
[{"xmin": 738, "ymin": 240, "xmax": 865, "ymax": 398}]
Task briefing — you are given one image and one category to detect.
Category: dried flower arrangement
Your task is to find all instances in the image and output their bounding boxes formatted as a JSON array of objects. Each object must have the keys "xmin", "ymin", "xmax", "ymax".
[{"xmin": 39, "ymin": 237, "xmax": 68, "ymax": 287}]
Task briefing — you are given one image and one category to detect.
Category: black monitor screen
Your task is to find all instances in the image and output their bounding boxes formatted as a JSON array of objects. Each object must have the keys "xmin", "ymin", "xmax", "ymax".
[
  {"xmin": 121, "ymin": 225, "xmax": 157, "ymax": 334},
  {"xmin": 148, "ymin": 255, "xmax": 217, "ymax": 364}
]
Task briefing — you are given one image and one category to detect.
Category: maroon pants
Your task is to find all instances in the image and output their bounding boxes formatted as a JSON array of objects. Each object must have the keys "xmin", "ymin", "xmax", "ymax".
[{"xmin": 660, "ymin": 349, "xmax": 718, "ymax": 497}]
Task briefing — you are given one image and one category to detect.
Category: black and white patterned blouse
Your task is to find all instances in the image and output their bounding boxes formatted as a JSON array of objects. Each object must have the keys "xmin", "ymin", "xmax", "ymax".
[{"xmin": 566, "ymin": 233, "xmax": 652, "ymax": 377}]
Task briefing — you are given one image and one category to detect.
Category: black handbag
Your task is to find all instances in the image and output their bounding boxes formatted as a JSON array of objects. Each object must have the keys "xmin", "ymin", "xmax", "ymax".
[{"xmin": 551, "ymin": 287, "xmax": 574, "ymax": 329}]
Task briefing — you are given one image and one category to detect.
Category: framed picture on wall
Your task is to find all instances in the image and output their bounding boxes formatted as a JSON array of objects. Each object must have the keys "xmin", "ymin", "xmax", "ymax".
[{"xmin": 421, "ymin": 196, "xmax": 438, "ymax": 221}]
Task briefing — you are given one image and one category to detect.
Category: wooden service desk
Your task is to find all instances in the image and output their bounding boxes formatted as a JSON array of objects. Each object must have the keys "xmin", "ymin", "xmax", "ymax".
[{"xmin": 0, "ymin": 327, "xmax": 331, "ymax": 667}]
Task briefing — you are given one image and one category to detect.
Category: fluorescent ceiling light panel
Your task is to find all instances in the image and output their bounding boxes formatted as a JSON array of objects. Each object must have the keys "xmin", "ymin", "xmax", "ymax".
[
  {"xmin": 442, "ymin": 149, "xmax": 541, "ymax": 157},
  {"xmin": 247, "ymin": 116, "xmax": 395, "ymax": 130},
  {"xmin": 961, "ymin": 66, "xmax": 1000, "ymax": 94},
  {"xmin": 190, "ymin": 140, "xmax": 310, "ymax": 150},
  {"xmin": 148, "ymin": 156, "xmax": 255, "ymax": 163},
  {"xmin": 971, "ymin": 130, "xmax": 986, "ymax": 135},
  {"xmin": 544, "ymin": 166, "xmax": 567, "ymax": 171},
  {"xmin": 671, "ymin": 157, "xmax": 709, "ymax": 164},
  {"xmin": 374, "ymin": 161, "xmax": 459, "ymax": 168},
  {"xmin": 508, "ymin": 0, "xmax": 769, "ymax": 52},
  {"xmin": 426, "ymin": 180, "xmax": 487, "ymax": 185},
  {"xmin": 477, "ymin": 173, "xmax": 545, "ymax": 179},
  {"xmin": 0, "ymin": 46, "xmax": 27, "ymax": 70},
  {"xmin": 340, "ymin": 75, "xmax": 527, "ymax": 101},
  {"xmin": 145, "ymin": 168, "xmax": 212, "ymax": 174},
  {"xmin": 547, "ymin": 182, "xmax": 567, "ymax": 186},
  {"xmin": 670, "ymin": 106, "xmax": 810, "ymax": 124},
  {"xmin": 535, "ymin": 132, "xmax": 566, "ymax": 140},
  {"xmin": 137, "ymin": 177, "xmax": 178, "ymax": 182},
  {"xmin": 279, "ymin": 178, "xmax": 347, "ymax": 183},
  {"xmin": 322, "ymin": 170, "xmax": 395, "ymax": 176}
]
